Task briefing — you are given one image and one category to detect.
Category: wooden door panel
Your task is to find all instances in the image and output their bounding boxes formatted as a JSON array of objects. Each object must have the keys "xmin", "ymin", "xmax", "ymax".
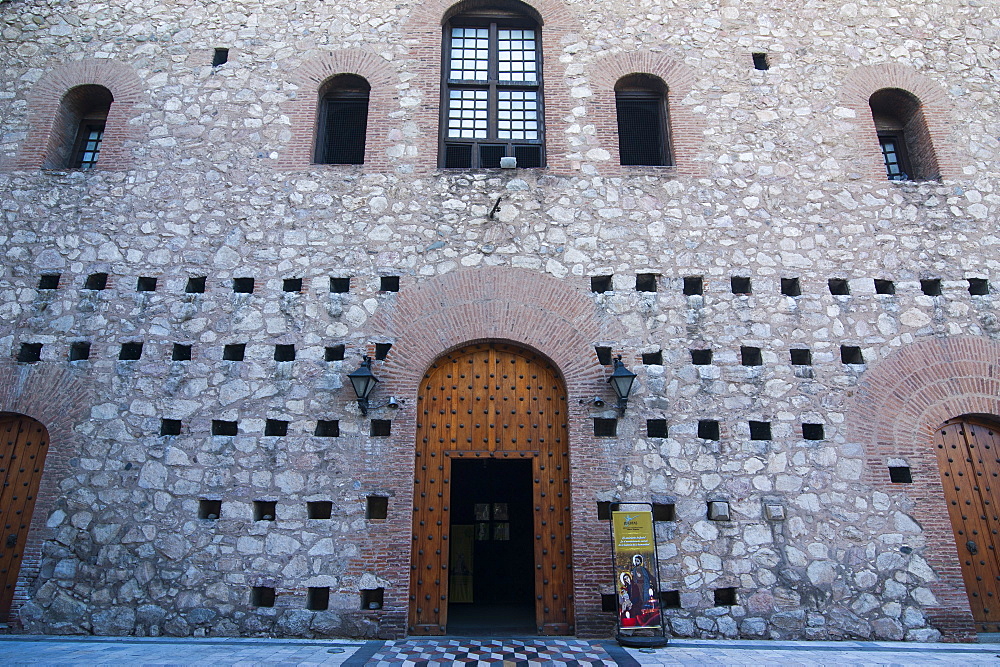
[{"xmin": 410, "ymin": 343, "xmax": 574, "ymax": 635}]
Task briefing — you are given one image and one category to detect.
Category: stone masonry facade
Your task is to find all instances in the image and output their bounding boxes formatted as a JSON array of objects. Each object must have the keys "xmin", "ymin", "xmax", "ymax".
[{"xmin": 2, "ymin": 0, "xmax": 1000, "ymax": 642}]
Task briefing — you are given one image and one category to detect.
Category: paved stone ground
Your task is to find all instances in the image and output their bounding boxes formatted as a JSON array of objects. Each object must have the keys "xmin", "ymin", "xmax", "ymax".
[{"xmin": 0, "ymin": 635, "xmax": 998, "ymax": 665}]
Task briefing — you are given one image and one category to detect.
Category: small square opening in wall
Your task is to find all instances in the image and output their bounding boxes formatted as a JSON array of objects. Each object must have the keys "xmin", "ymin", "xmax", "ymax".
[
  {"xmin": 780, "ymin": 278, "xmax": 801, "ymax": 297},
  {"xmin": 920, "ymin": 279, "xmax": 942, "ymax": 296},
  {"xmin": 282, "ymin": 278, "xmax": 302, "ymax": 293},
  {"xmin": 841, "ymin": 345, "xmax": 864, "ymax": 364},
  {"xmin": 119, "ymin": 342, "xmax": 143, "ymax": 361},
  {"xmin": 185, "ymin": 276, "xmax": 207, "ymax": 294},
  {"xmin": 591, "ymin": 275, "xmax": 613, "ymax": 293},
  {"xmin": 828, "ymin": 278, "xmax": 850, "ymax": 295},
  {"xmin": 366, "ymin": 495, "xmax": 389, "ymax": 520},
  {"xmin": 223, "ymin": 344, "xmax": 246, "ymax": 361},
  {"xmin": 198, "ymin": 499, "xmax": 221, "ymax": 520},
  {"xmin": 325, "ymin": 345, "xmax": 346, "ymax": 361},
  {"xmin": 802, "ymin": 423, "xmax": 825, "ymax": 440},
  {"xmin": 38, "ymin": 274, "xmax": 60, "ymax": 289},
  {"xmin": 375, "ymin": 343, "xmax": 393, "ymax": 360},
  {"xmin": 731, "ymin": 276, "xmax": 752, "ymax": 295},
  {"xmin": 315, "ymin": 420, "xmax": 340, "ymax": 437},
  {"xmin": 172, "ymin": 344, "xmax": 192, "ymax": 361},
  {"xmin": 308, "ymin": 501, "xmax": 333, "ymax": 519},
  {"xmin": 889, "ymin": 466, "xmax": 913, "ymax": 483},
  {"xmin": 69, "ymin": 341, "xmax": 91, "ymax": 361},
  {"xmin": 330, "ymin": 277, "xmax": 351, "ymax": 293},
  {"xmin": 253, "ymin": 500, "xmax": 276, "ymax": 521},
  {"xmin": 660, "ymin": 590, "xmax": 682, "ymax": 609},
  {"xmin": 307, "ymin": 587, "xmax": 330, "ymax": 611},
  {"xmin": 596, "ymin": 501, "xmax": 619, "ymax": 520},
  {"xmin": 84, "ymin": 273, "xmax": 108, "ymax": 290},
  {"xmin": 969, "ymin": 278, "xmax": 990, "ymax": 296},
  {"xmin": 274, "ymin": 344, "xmax": 295, "ymax": 362},
  {"xmin": 790, "ymin": 348, "xmax": 812, "ymax": 365},
  {"xmin": 595, "ymin": 346, "xmax": 613, "ymax": 366},
  {"xmin": 160, "ymin": 419, "xmax": 181, "ymax": 436},
  {"xmin": 265, "ymin": 419, "xmax": 288, "ymax": 436},
  {"xmin": 380, "ymin": 276, "xmax": 400, "ymax": 292},
  {"xmin": 594, "ymin": 418, "xmax": 617, "ymax": 437},
  {"xmin": 233, "ymin": 277, "xmax": 254, "ymax": 293},
  {"xmin": 646, "ymin": 419, "xmax": 668, "ymax": 438},
  {"xmin": 636, "ymin": 273, "xmax": 658, "ymax": 292},
  {"xmin": 874, "ymin": 279, "xmax": 896, "ymax": 295},
  {"xmin": 683, "ymin": 276, "xmax": 704, "ymax": 296},
  {"xmin": 691, "ymin": 349, "xmax": 713, "ymax": 365},
  {"xmin": 714, "ymin": 587, "xmax": 737, "ymax": 607},
  {"xmin": 752, "ymin": 52, "xmax": 770, "ymax": 71},
  {"xmin": 251, "ymin": 586, "xmax": 275, "ymax": 608},
  {"xmin": 371, "ymin": 420, "xmax": 392, "ymax": 437},
  {"xmin": 212, "ymin": 48, "xmax": 229, "ymax": 67},
  {"xmin": 741, "ymin": 346, "xmax": 763, "ymax": 366},
  {"xmin": 17, "ymin": 343, "xmax": 41, "ymax": 363},
  {"xmin": 642, "ymin": 350, "xmax": 662, "ymax": 365},
  {"xmin": 361, "ymin": 588, "xmax": 384, "ymax": 610},
  {"xmin": 601, "ymin": 594, "xmax": 618, "ymax": 612},
  {"xmin": 212, "ymin": 420, "xmax": 238, "ymax": 436},
  {"xmin": 137, "ymin": 276, "xmax": 157, "ymax": 292},
  {"xmin": 698, "ymin": 420, "xmax": 720, "ymax": 441},
  {"xmin": 652, "ymin": 503, "xmax": 676, "ymax": 522},
  {"xmin": 749, "ymin": 421, "xmax": 772, "ymax": 440}
]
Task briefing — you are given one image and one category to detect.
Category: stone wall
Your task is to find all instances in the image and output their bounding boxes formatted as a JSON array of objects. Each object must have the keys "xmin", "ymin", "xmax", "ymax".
[{"xmin": 1, "ymin": 0, "xmax": 1000, "ymax": 641}]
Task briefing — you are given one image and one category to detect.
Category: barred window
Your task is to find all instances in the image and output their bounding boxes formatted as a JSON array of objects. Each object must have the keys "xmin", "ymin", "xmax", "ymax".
[
  {"xmin": 615, "ymin": 74, "xmax": 672, "ymax": 167},
  {"xmin": 441, "ymin": 3, "xmax": 544, "ymax": 169},
  {"xmin": 50, "ymin": 85, "xmax": 112, "ymax": 170},
  {"xmin": 316, "ymin": 74, "xmax": 370, "ymax": 165},
  {"xmin": 869, "ymin": 88, "xmax": 938, "ymax": 182}
]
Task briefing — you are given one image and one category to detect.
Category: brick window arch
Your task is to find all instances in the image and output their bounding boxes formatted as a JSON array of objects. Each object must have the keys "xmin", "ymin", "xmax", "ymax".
[
  {"xmin": 50, "ymin": 85, "xmax": 113, "ymax": 170},
  {"xmin": 316, "ymin": 74, "xmax": 370, "ymax": 165},
  {"xmin": 614, "ymin": 74, "xmax": 672, "ymax": 167},
  {"xmin": 869, "ymin": 87, "xmax": 939, "ymax": 182},
  {"xmin": 440, "ymin": 0, "xmax": 545, "ymax": 169}
]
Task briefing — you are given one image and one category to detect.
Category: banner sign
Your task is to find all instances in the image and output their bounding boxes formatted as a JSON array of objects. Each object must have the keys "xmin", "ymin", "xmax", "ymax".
[{"xmin": 611, "ymin": 509, "xmax": 662, "ymax": 630}]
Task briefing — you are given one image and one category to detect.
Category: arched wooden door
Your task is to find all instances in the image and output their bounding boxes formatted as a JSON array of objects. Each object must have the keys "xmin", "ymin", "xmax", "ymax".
[
  {"xmin": 409, "ymin": 342, "xmax": 574, "ymax": 636},
  {"xmin": 0, "ymin": 415, "xmax": 50, "ymax": 620},
  {"xmin": 935, "ymin": 417, "xmax": 1000, "ymax": 633}
]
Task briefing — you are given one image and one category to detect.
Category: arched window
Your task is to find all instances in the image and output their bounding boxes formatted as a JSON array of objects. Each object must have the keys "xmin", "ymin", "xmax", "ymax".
[
  {"xmin": 316, "ymin": 74, "xmax": 370, "ymax": 165},
  {"xmin": 440, "ymin": 1, "xmax": 544, "ymax": 169},
  {"xmin": 615, "ymin": 74, "xmax": 672, "ymax": 166},
  {"xmin": 50, "ymin": 85, "xmax": 113, "ymax": 169},
  {"xmin": 868, "ymin": 88, "xmax": 939, "ymax": 181}
]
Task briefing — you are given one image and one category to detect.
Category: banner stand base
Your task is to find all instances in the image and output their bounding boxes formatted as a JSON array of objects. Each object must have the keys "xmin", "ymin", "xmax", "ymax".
[{"xmin": 616, "ymin": 633, "xmax": 669, "ymax": 649}]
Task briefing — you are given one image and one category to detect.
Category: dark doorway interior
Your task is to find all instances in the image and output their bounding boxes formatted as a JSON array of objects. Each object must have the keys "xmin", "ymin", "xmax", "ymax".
[{"xmin": 448, "ymin": 458, "xmax": 535, "ymax": 636}]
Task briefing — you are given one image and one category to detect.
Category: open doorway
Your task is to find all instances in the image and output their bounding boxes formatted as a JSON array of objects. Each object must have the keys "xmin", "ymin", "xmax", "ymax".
[{"xmin": 448, "ymin": 458, "xmax": 534, "ymax": 636}]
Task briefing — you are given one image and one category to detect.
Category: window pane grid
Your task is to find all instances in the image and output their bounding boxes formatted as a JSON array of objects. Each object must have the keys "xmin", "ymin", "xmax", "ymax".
[
  {"xmin": 77, "ymin": 125, "xmax": 104, "ymax": 169},
  {"xmin": 498, "ymin": 29, "xmax": 537, "ymax": 83},
  {"xmin": 880, "ymin": 136, "xmax": 907, "ymax": 180},
  {"xmin": 497, "ymin": 90, "xmax": 538, "ymax": 140},
  {"xmin": 450, "ymin": 28, "xmax": 489, "ymax": 81},
  {"xmin": 448, "ymin": 89, "xmax": 488, "ymax": 139}
]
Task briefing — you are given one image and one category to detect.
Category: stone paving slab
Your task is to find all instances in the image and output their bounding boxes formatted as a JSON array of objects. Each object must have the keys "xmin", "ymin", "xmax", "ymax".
[{"xmin": 0, "ymin": 635, "xmax": 998, "ymax": 666}]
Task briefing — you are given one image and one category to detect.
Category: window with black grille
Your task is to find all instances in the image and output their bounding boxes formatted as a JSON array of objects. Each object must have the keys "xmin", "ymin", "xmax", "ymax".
[
  {"xmin": 316, "ymin": 74, "xmax": 370, "ymax": 165},
  {"xmin": 870, "ymin": 87, "xmax": 939, "ymax": 181},
  {"xmin": 441, "ymin": 7, "xmax": 544, "ymax": 168},
  {"xmin": 615, "ymin": 74, "xmax": 672, "ymax": 167}
]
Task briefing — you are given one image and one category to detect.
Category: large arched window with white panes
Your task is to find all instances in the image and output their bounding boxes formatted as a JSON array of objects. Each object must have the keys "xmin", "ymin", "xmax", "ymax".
[{"xmin": 440, "ymin": 2, "xmax": 544, "ymax": 169}]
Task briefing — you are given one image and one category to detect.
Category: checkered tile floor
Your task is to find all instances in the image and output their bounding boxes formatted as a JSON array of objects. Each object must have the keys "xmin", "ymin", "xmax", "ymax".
[{"xmin": 363, "ymin": 638, "xmax": 628, "ymax": 666}]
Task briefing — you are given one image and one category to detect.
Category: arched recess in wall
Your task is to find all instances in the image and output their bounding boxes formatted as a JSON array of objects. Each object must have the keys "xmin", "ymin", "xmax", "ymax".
[
  {"xmin": 277, "ymin": 50, "xmax": 396, "ymax": 170},
  {"xmin": 14, "ymin": 59, "xmax": 145, "ymax": 171},
  {"xmin": 345, "ymin": 266, "xmax": 628, "ymax": 637},
  {"xmin": 0, "ymin": 362, "xmax": 90, "ymax": 626},
  {"xmin": 839, "ymin": 63, "xmax": 960, "ymax": 182},
  {"xmin": 847, "ymin": 335, "xmax": 1000, "ymax": 640},
  {"xmin": 589, "ymin": 52, "xmax": 707, "ymax": 177},
  {"xmin": 399, "ymin": 0, "xmax": 582, "ymax": 174}
]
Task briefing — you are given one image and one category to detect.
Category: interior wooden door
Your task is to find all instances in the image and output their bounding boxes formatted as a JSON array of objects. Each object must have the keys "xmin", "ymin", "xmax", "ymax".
[
  {"xmin": 935, "ymin": 417, "xmax": 1000, "ymax": 632},
  {"xmin": 0, "ymin": 415, "xmax": 50, "ymax": 621},
  {"xmin": 409, "ymin": 342, "xmax": 574, "ymax": 635}
]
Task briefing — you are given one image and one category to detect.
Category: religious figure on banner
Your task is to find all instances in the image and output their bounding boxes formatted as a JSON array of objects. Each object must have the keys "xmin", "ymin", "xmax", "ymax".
[{"xmin": 628, "ymin": 554, "xmax": 656, "ymax": 612}]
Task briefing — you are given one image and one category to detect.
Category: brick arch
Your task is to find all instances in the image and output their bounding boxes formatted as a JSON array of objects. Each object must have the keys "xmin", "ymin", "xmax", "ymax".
[
  {"xmin": 347, "ymin": 267, "xmax": 626, "ymax": 637},
  {"xmin": 277, "ymin": 49, "xmax": 398, "ymax": 170},
  {"xmin": 0, "ymin": 361, "xmax": 91, "ymax": 627},
  {"xmin": 589, "ymin": 52, "xmax": 707, "ymax": 177},
  {"xmin": 847, "ymin": 335, "xmax": 1000, "ymax": 640},
  {"xmin": 398, "ymin": 0, "xmax": 583, "ymax": 174},
  {"xmin": 838, "ymin": 63, "xmax": 961, "ymax": 181},
  {"xmin": 14, "ymin": 59, "xmax": 145, "ymax": 171}
]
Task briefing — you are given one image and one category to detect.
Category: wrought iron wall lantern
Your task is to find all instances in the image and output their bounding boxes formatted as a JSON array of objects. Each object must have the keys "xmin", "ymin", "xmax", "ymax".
[
  {"xmin": 347, "ymin": 355, "xmax": 380, "ymax": 415},
  {"xmin": 608, "ymin": 355, "xmax": 637, "ymax": 412}
]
